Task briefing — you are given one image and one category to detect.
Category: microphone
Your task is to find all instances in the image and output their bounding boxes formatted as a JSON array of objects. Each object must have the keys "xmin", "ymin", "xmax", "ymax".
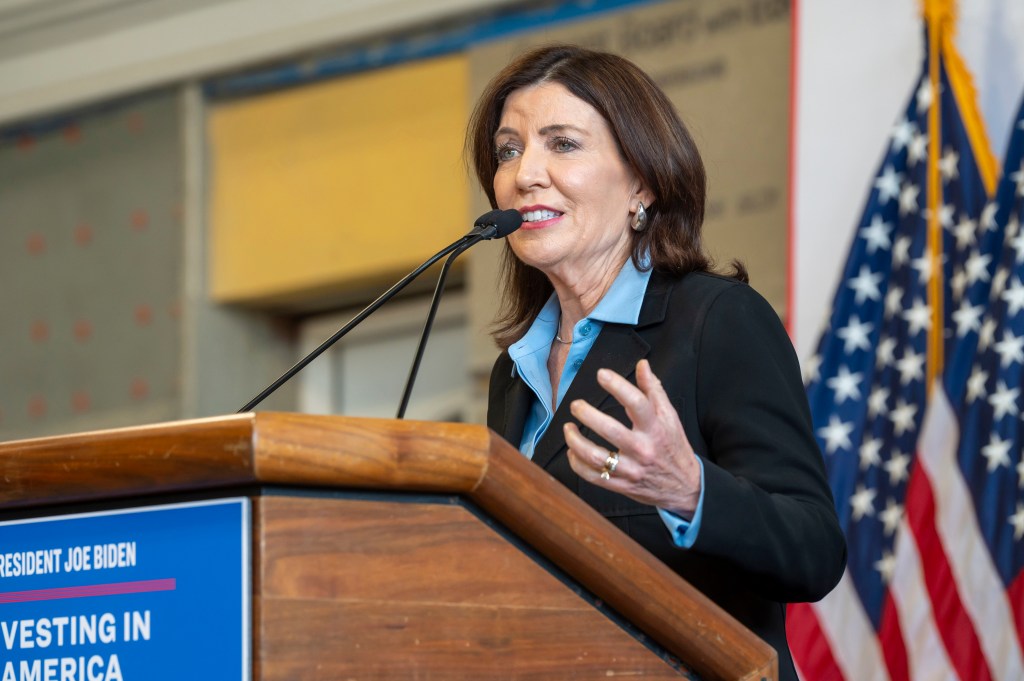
[
  {"xmin": 237, "ymin": 209, "xmax": 522, "ymax": 413},
  {"xmin": 395, "ymin": 208, "xmax": 522, "ymax": 419},
  {"xmin": 468, "ymin": 208, "xmax": 523, "ymax": 239}
]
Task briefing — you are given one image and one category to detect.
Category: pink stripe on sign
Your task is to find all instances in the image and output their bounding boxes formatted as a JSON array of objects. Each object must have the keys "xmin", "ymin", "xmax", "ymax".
[{"xmin": 0, "ymin": 578, "xmax": 175, "ymax": 604}]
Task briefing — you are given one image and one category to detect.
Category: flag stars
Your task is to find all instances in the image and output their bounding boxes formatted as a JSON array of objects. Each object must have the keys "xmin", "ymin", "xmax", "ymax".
[
  {"xmin": 1007, "ymin": 214, "xmax": 1020, "ymax": 240},
  {"xmin": 837, "ymin": 316, "xmax": 873, "ymax": 354},
  {"xmin": 899, "ymin": 182, "xmax": 921, "ymax": 215},
  {"xmin": 979, "ymin": 318, "xmax": 997, "ymax": 351},
  {"xmin": 896, "ymin": 349, "xmax": 926, "ymax": 385},
  {"xmin": 891, "ymin": 119, "xmax": 915, "ymax": 151},
  {"xmin": 994, "ymin": 330, "xmax": 1024, "ymax": 368},
  {"xmin": 884, "ymin": 450, "xmax": 912, "ymax": 485},
  {"xmin": 981, "ymin": 433, "xmax": 1012, "ymax": 472},
  {"xmin": 910, "ymin": 254, "xmax": 936, "ymax": 285},
  {"xmin": 860, "ymin": 215, "xmax": 893, "ymax": 253},
  {"xmin": 916, "ymin": 78, "xmax": 936, "ymax": 111},
  {"xmin": 818, "ymin": 415, "xmax": 854, "ymax": 455},
  {"xmin": 859, "ymin": 437, "xmax": 883, "ymax": 470},
  {"xmin": 950, "ymin": 269, "xmax": 968, "ymax": 302},
  {"xmin": 868, "ymin": 386, "xmax": 891, "ymax": 418},
  {"xmin": 802, "ymin": 353, "xmax": 822, "ymax": 384},
  {"xmin": 893, "ymin": 236, "xmax": 912, "ymax": 266},
  {"xmin": 1009, "ymin": 224, "xmax": 1024, "ymax": 265},
  {"xmin": 952, "ymin": 300, "xmax": 984, "ymax": 337},
  {"xmin": 880, "ymin": 499, "xmax": 904, "ymax": 536},
  {"xmin": 889, "ymin": 400, "xmax": 918, "ymax": 437},
  {"xmin": 885, "ymin": 286, "xmax": 905, "ymax": 319},
  {"xmin": 848, "ymin": 265, "xmax": 884, "ymax": 304},
  {"xmin": 1002, "ymin": 277, "xmax": 1024, "ymax": 317},
  {"xmin": 1010, "ymin": 504, "xmax": 1024, "ymax": 541},
  {"xmin": 938, "ymin": 204, "xmax": 956, "ymax": 229},
  {"xmin": 1011, "ymin": 160, "xmax": 1024, "ymax": 197},
  {"xmin": 850, "ymin": 485, "xmax": 877, "ymax": 521},
  {"xmin": 966, "ymin": 367, "xmax": 989, "ymax": 403},
  {"xmin": 939, "ymin": 147, "xmax": 959, "ymax": 182},
  {"xmin": 908, "ymin": 130, "xmax": 929, "ymax": 166},
  {"xmin": 987, "ymin": 381, "xmax": 1019, "ymax": 421},
  {"xmin": 874, "ymin": 167, "xmax": 903, "ymax": 204},
  {"xmin": 925, "ymin": 203, "xmax": 955, "ymax": 229},
  {"xmin": 981, "ymin": 202, "xmax": 999, "ymax": 232},
  {"xmin": 877, "ymin": 337, "xmax": 898, "ymax": 368},
  {"xmin": 901, "ymin": 298, "xmax": 932, "ymax": 336},
  {"xmin": 953, "ymin": 216, "xmax": 977, "ymax": 250},
  {"xmin": 991, "ymin": 267, "xmax": 1010, "ymax": 299},
  {"xmin": 828, "ymin": 366, "xmax": 863, "ymax": 404},
  {"xmin": 964, "ymin": 250, "xmax": 993, "ymax": 286},
  {"xmin": 874, "ymin": 550, "xmax": 897, "ymax": 584}
]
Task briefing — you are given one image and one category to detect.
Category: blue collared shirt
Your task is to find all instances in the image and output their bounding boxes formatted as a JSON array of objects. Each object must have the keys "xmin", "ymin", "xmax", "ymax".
[{"xmin": 507, "ymin": 257, "xmax": 705, "ymax": 549}]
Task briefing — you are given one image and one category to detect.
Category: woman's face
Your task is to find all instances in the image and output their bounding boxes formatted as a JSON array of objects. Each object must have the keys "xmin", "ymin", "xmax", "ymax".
[{"xmin": 492, "ymin": 82, "xmax": 645, "ymax": 281}]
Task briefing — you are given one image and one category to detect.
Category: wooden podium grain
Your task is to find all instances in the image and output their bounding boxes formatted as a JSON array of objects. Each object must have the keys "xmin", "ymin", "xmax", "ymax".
[{"xmin": 0, "ymin": 412, "xmax": 776, "ymax": 680}]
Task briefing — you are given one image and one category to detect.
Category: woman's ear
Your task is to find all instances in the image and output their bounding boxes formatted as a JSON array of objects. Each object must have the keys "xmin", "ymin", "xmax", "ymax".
[{"xmin": 631, "ymin": 182, "xmax": 655, "ymax": 215}]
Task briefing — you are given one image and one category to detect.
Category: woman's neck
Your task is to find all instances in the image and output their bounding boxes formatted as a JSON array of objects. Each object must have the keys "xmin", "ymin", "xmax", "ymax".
[{"xmin": 548, "ymin": 252, "xmax": 629, "ymax": 333}]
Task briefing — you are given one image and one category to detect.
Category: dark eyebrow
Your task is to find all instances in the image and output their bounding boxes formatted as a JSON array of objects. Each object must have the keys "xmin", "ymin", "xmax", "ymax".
[{"xmin": 494, "ymin": 123, "xmax": 588, "ymax": 139}]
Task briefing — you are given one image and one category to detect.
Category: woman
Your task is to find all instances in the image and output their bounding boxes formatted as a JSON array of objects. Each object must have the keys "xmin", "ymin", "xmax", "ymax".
[{"xmin": 468, "ymin": 44, "xmax": 845, "ymax": 680}]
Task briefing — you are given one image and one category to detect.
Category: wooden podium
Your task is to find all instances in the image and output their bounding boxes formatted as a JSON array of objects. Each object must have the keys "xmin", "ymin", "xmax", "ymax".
[{"xmin": 0, "ymin": 412, "xmax": 776, "ymax": 680}]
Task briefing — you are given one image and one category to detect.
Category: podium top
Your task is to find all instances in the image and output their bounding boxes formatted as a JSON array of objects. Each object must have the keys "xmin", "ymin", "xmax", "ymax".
[{"xmin": 0, "ymin": 412, "xmax": 776, "ymax": 681}]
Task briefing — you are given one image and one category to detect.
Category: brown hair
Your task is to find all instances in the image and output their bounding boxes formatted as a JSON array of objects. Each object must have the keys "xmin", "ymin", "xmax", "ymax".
[{"xmin": 466, "ymin": 44, "xmax": 746, "ymax": 349}]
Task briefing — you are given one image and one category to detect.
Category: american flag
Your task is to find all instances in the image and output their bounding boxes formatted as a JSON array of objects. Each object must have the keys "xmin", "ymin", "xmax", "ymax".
[{"xmin": 787, "ymin": 13, "xmax": 1024, "ymax": 681}]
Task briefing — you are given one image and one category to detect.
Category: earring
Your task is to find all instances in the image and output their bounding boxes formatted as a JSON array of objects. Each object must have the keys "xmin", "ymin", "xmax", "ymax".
[{"xmin": 633, "ymin": 202, "xmax": 648, "ymax": 232}]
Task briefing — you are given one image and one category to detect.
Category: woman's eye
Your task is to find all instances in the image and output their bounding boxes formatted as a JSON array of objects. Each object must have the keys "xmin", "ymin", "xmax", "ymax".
[
  {"xmin": 553, "ymin": 137, "xmax": 578, "ymax": 152},
  {"xmin": 495, "ymin": 144, "xmax": 519, "ymax": 162}
]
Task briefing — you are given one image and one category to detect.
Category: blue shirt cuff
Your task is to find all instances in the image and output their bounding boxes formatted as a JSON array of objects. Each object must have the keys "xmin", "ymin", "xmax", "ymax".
[{"xmin": 657, "ymin": 457, "xmax": 705, "ymax": 549}]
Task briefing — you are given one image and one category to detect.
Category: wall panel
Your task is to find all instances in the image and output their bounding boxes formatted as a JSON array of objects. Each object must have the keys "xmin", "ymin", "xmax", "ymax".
[
  {"xmin": 208, "ymin": 54, "xmax": 470, "ymax": 306},
  {"xmin": 0, "ymin": 91, "xmax": 184, "ymax": 439}
]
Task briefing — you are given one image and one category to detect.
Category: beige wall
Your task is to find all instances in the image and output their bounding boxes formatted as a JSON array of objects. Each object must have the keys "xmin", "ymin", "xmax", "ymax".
[{"xmin": 208, "ymin": 55, "xmax": 470, "ymax": 306}]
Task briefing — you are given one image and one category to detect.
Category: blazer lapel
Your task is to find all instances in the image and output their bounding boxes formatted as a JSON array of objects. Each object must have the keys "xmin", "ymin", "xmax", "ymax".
[
  {"xmin": 530, "ymin": 272, "xmax": 674, "ymax": 470},
  {"xmin": 500, "ymin": 374, "xmax": 533, "ymax": 446}
]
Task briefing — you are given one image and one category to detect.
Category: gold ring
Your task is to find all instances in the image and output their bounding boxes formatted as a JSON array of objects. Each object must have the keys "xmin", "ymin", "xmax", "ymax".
[{"xmin": 600, "ymin": 451, "xmax": 620, "ymax": 480}]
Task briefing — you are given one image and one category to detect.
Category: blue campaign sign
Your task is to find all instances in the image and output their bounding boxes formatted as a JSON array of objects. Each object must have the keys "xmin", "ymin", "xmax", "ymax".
[{"xmin": 0, "ymin": 498, "xmax": 250, "ymax": 681}]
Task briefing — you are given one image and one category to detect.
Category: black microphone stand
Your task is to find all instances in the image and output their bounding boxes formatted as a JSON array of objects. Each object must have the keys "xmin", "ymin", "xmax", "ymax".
[
  {"xmin": 237, "ymin": 235, "xmax": 474, "ymax": 413},
  {"xmin": 394, "ymin": 236, "xmax": 478, "ymax": 419},
  {"xmin": 236, "ymin": 209, "xmax": 520, "ymax": 414}
]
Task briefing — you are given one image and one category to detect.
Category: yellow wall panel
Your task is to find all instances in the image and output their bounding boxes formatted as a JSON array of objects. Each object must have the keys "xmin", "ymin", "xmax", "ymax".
[{"xmin": 208, "ymin": 54, "xmax": 470, "ymax": 306}]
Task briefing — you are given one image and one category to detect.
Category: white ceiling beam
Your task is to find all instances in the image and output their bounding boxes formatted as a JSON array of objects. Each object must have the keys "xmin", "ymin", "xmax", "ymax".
[{"xmin": 0, "ymin": 0, "xmax": 512, "ymax": 125}]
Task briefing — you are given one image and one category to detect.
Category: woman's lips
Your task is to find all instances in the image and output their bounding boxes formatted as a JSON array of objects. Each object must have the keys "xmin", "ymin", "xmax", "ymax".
[
  {"xmin": 520, "ymin": 215, "xmax": 563, "ymax": 230},
  {"xmin": 519, "ymin": 207, "xmax": 564, "ymax": 230}
]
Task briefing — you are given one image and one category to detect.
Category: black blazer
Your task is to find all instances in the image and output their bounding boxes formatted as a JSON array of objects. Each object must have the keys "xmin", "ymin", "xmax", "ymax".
[{"xmin": 488, "ymin": 271, "xmax": 846, "ymax": 681}]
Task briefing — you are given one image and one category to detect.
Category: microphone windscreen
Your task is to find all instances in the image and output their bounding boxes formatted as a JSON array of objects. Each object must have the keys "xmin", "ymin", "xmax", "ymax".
[{"xmin": 474, "ymin": 209, "xmax": 523, "ymax": 239}]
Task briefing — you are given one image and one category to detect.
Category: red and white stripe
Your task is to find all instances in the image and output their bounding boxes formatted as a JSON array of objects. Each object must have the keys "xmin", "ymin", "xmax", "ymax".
[{"xmin": 792, "ymin": 391, "xmax": 1024, "ymax": 681}]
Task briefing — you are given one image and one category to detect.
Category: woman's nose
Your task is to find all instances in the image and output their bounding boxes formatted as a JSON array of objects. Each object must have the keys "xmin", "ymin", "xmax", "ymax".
[{"xmin": 515, "ymin": 146, "xmax": 550, "ymax": 191}]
